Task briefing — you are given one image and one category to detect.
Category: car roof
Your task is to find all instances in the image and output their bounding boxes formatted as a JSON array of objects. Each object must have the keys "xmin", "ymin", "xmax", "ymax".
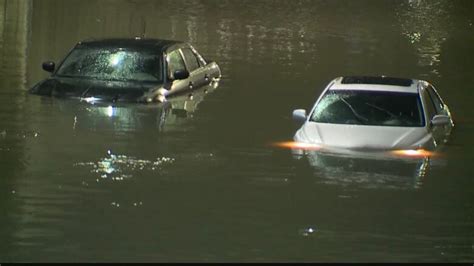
[
  {"xmin": 329, "ymin": 76, "xmax": 423, "ymax": 93},
  {"xmin": 75, "ymin": 37, "xmax": 184, "ymax": 52}
]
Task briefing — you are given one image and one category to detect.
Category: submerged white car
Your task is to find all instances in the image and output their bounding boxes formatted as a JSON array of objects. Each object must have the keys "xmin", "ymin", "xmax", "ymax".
[{"xmin": 292, "ymin": 76, "xmax": 454, "ymax": 157}]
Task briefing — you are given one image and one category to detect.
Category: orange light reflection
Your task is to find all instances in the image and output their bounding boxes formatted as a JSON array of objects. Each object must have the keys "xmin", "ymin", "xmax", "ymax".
[
  {"xmin": 273, "ymin": 142, "xmax": 437, "ymax": 158},
  {"xmin": 391, "ymin": 149, "xmax": 434, "ymax": 158},
  {"xmin": 272, "ymin": 141, "xmax": 322, "ymax": 151}
]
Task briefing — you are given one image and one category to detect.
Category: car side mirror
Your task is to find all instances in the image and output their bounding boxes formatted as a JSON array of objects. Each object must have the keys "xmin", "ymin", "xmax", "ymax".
[
  {"xmin": 42, "ymin": 61, "xmax": 55, "ymax": 73},
  {"xmin": 173, "ymin": 69, "xmax": 189, "ymax": 80},
  {"xmin": 292, "ymin": 109, "xmax": 307, "ymax": 123},
  {"xmin": 431, "ymin": 114, "xmax": 450, "ymax": 126}
]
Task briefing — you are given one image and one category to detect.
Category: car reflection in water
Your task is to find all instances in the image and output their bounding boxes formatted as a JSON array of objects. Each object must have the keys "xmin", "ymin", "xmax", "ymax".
[
  {"xmin": 304, "ymin": 150, "xmax": 433, "ymax": 190},
  {"xmin": 56, "ymin": 80, "xmax": 219, "ymax": 133},
  {"xmin": 275, "ymin": 141, "xmax": 445, "ymax": 190}
]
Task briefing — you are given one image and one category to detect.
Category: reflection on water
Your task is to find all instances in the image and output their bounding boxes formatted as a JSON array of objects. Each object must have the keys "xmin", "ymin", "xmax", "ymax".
[
  {"xmin": 74, "ymin": 150, "xmax": 175, "ymax": 181},
  {"xmin": 47, "ymin": 83, "xmax": 218, "ymax": 133},
  {"xmin": 303, "ymin": 151, "xmax": 432, "ymax": 190},
  {"xmin": 396, "ymin": 0, "xmax": 452, "ymax": 77},
  {"xmin": 273, "ymin": 140, "xmax": 440, "ymax": 190}
]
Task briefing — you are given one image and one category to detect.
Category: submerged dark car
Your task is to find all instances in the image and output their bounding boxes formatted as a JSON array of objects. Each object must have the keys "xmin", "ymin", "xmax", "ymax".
[{"xmin": 29, "ymin": 37, "xmax": 221, "ymax": 103}]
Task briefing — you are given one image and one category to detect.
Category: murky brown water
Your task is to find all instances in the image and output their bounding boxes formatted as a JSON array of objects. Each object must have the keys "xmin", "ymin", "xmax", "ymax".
[{"xmin": 1, "ymin": 0, "xmax": 473, "ymax": 262}]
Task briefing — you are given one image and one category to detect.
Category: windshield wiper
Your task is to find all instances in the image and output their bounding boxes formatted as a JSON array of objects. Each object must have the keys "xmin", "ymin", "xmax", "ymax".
[
  {"xmin": 341, "ymin": 98, "xmax": 369, "ymax": 124},
  {"xmin": 365, "ymin": 103, "xmax": 397, "ymax": 119},
  {"xmin": 56, "ymin": 74, "xmax": 80, "ymax": 78}
]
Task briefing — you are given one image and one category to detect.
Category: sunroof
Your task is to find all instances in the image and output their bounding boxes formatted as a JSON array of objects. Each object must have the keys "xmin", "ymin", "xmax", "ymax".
[{"xmin": 341, "ymin": 76, "xmax": 413, "ymax": 87}]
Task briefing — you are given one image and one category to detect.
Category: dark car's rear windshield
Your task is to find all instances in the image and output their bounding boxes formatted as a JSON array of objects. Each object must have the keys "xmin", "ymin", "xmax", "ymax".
[
  {"xmin": 310, "ymin": 90, "xmax": 425, "ymax": 127},
  {"xmin": 56, "ymin": 47, "xmax": 163, "ymax": 83}
]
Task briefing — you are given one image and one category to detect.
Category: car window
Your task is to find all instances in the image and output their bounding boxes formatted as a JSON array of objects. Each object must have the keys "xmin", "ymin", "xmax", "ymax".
[
  {"xmin": 167, "ymin": 50, "xmax": 186, "ymax": 79},
  {"xmin": 310, "ymin": 90, "xmax": 425, "ymax": 127},
  {"xmin": 197, "ymin": 53, "xmax": 206, "ymax": 67},
  {"xmin": 422, "ymin": 87, "xmax": 438, "ymax": 119},
  {"xmin": 56, "ymin": 47, "xmax": 163, "ymax": 82},
  {"xmin": 181, "ymin": 48, "xmax": 200, "ymax": 72},
  {"xmin": 189, "ymin": 46, "xmax": 207, "ymax": 67},
  {"xmin": 426, "ymin": 85, "xmax": 444, "ymax": 113}
]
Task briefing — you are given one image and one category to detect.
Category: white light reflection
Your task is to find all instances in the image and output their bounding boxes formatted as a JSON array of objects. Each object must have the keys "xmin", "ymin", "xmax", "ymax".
[
  {"xmin": 81, "ymin": 97, "xmax": 100, "ymax": 104},
  {"xmin": 299, "ymin": 226, "xmax": 318, "ymax": 237},
  {"xmin": 73, "ymin": 116, "xmax": 77, "ymax": 130},
  {"xmin": 106, "ymin": 105, "xmax": 114, "ymax": 117},
  {"xmin": 397, "ymin": 0, "xmax": 451, "ymax": 77},
  {"xmin": 110, "ymin": 52, "xmax": 125, "ymax": 66},
  {"xmin": 74, "ymin": 150, "xmax": 176, "ymax": 182},
  {"xmin": 413, "ymin": 158, "xmax": 430, "ymax": 189}
]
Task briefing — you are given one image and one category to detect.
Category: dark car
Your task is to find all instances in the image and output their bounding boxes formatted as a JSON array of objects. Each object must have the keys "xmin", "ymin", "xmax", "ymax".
[{"xmin": 29, "ymin": 37, "xmax": 221, "ymax": 103}]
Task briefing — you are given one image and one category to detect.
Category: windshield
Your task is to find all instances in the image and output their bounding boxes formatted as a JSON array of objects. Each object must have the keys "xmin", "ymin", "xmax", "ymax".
[
  {"xmin": 56, "ymin": 47, "xmax": 163, "ymax": 82},
  {"xmin": 310, "ymin": 90, "xmax": 425, "ymax": 127}
]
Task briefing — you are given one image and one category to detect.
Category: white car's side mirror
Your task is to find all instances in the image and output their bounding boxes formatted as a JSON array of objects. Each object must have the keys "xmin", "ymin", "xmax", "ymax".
[
  {"xmin": 431, "ymin": 114, "xmax": 450, "ymax": 126},
  {"xmin": 292, "ymin": 109, "xmax": 307, "ymax": 123}
]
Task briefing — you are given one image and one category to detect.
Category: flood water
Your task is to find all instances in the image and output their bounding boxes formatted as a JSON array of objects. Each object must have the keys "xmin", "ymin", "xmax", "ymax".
[{"xmin": 1, "ymin": 0, "xmax": 473, "ymax": 262}]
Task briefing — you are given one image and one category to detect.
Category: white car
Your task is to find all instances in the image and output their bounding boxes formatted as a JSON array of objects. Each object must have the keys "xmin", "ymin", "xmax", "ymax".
[{"xmin": 292, "ymin": 76, "xmax": 454, "ymax": 158}]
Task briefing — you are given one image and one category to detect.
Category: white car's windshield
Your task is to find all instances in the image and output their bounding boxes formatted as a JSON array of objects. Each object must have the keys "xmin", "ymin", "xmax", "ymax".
[
  {"xmin": 310, "ymin": 90, "xmax": 425, "ymax": 127},
  {"xmin": 56, "ymin": 47, "xmax": 163, "ymax": 82}
]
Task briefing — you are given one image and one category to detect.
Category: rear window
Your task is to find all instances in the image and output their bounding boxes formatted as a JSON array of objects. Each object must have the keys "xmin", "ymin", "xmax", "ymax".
[{"xmin": 310, "ymin": 90, "xmax": 425, "ymax": 127}]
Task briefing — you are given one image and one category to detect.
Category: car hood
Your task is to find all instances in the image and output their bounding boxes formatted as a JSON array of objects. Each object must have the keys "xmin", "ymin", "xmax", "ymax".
[
  {"xmin": 294, "ymin": 122, "xmax": 432, "ymax": 150},
  {"xmin": 29, "ymin": 77, "xmax": 160, "ymax": 103}
]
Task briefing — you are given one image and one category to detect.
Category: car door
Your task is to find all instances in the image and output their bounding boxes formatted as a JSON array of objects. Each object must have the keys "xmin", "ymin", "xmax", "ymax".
[
  {"xmin": 180, "ymin": 47, "xmax": 208, "ymax": 89},
  {"xmin": 166, "ymin": 48, "xmax": 192, "ymax": 95},
  {"xmin": 188, "ymin": 45, "xmax": 221, "ymax": 84}
]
